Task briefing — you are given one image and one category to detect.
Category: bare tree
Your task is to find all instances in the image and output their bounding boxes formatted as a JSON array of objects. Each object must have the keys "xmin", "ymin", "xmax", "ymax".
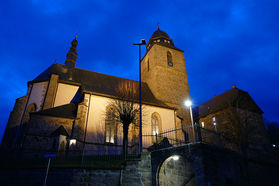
[{"xmin": 110, "ymin": 80, "xmax": 140, "ymax": 158}]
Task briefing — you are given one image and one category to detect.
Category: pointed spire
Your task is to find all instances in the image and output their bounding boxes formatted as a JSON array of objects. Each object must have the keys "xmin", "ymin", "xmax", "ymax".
[{"xmin": 65, "ymin": 36, "xmax": 78, "ymax": 69}]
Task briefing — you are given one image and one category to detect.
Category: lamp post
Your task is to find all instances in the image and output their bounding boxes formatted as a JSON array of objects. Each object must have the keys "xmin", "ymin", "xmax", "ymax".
[
  {"xmin": 133, "ymin": 39, "xmax": 146, "ymax": 153},
  {"xmin": 185, "ymin": 99, "xmax": 195, "ymax": 142}
]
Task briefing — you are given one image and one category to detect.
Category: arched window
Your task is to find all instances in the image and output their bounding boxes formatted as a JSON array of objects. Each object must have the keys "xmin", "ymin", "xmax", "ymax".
[
  {"xmin": 167, "ymin": 51, "xmax": 173, "ymax": 67},
  {"xmin": 151, "ymin": 113, "xmax": 162, "ymax": 143},
  {"xmin": 105, "ymin": 106, "xmax": 117, "ymax": 144}
]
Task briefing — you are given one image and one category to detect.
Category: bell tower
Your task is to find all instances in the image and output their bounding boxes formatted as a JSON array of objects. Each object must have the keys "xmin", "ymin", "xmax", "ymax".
[{"xmin": 141, "ymin": 28, "xmax": 191, "ymax": 125}]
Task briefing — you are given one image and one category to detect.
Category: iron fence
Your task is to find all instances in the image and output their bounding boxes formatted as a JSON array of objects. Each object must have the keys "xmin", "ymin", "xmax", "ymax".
[
  {"xmin": 4, "ymin": 124, "xmax": 267, "ymax": 158},
  {"xmin": 142, "ymin": 125, "xmax": 195, "ymax": 151}
]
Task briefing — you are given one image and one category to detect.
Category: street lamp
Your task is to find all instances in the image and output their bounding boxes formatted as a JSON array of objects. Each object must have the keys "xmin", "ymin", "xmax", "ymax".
[
  {"xmin": 133, "ymin": 39, "xmax": 146, "ymax": 153},
  {"xmin": 69, "ymin": 139, "xmax": 77, "ymax": 146},
  {"xmin": 172, "ymin": 155, "xmax": 179, "ymax": 161},
  {"xmin": 184, "ymin": 99, "xmax": 195, "ymax": 142}
]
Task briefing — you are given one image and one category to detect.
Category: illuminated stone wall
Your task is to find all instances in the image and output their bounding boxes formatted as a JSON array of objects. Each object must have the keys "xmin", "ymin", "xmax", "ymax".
[
  {"xmin": 53, "ymin": 83, "xmax": 79, "ymax": 107},
  {"xmin": 141, "ymin": 43, "xmax": 191, "ymax": 125}
]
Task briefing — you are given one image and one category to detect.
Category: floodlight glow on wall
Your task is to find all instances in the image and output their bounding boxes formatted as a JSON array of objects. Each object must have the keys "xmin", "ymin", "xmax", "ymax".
[
  {"xmin": 70, "ymin": 139, "xmax": 76, "ymax": 146},
  {"xmin": 172, "ymin": 155, "xmax": 179, "ymax": 161}
]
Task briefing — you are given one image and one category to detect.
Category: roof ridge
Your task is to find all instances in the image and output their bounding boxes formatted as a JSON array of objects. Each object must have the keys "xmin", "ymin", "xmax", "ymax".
[{"xmin": 74, "ymin": 67, "xmax": 140, "ymax": 83}]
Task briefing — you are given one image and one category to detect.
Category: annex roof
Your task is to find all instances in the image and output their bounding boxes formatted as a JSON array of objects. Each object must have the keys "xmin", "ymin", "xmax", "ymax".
[
  {"xmin": 31, "ymin": 103, "xmax": 77, "ymax": 119},
  {"xmin": 193, "ymin": 87, "xmax": 263, "ymax": 119},
  {"xmin": 51, "ymin": 126, "xmax": 70, "ymax": 137}
]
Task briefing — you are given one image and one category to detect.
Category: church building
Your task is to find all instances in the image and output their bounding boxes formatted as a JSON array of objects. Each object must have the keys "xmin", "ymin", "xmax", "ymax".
[{"xmin": 1, "ymin": 28, "xmax": 192, "ymax": 155}]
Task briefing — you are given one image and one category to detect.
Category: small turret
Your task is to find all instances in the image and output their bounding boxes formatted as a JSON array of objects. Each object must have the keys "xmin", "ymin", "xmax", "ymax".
[{"xmin": 65, "ymin": 35, "xmax": 78, "ymax": 69}]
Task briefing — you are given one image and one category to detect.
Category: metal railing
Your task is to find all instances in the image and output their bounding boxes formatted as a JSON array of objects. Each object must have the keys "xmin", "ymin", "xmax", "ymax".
[
  {"xmin": 3, "ymin": 124, "xmax": 269, "ymax": 158},
  {"xmin": 142, "ymin": 125, "xmax": 195, "ymax": 151}
]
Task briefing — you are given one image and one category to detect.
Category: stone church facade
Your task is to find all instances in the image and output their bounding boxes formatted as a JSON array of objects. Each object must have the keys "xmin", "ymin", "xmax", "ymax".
[{"xmin": 1, "ymin": 28, "xmax": 192, "ymax": 155}]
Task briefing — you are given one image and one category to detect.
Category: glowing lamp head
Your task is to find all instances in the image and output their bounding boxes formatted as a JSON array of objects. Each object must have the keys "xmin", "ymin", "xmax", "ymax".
[
  {"xmin": 172, "ymin": 155, "xmax": 179, "ymax": 161},
  {"xmin": 184, "ymin": 100, "xmax": 192, "ymax": 107},
  {"xmin": 70, "ymin": 139, "xmax": 76, "ymax": 146}
]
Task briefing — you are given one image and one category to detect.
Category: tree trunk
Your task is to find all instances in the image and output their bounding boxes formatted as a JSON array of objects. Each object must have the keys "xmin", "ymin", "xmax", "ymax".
[{"xmin": 123, "ymin": 124, "xmax": 129, "ymax": 160}]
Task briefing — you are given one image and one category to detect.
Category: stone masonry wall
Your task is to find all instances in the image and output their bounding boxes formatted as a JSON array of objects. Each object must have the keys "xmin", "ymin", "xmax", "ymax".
[
  {"xmin": 122, "ymin": 153, "xmax": 152, "ymax": 186},
  {"xmin": 1, "ymin": 145, "xmax": 278, "ymax": 186},
  {"xmin": 141, "ymin": 44, "xmax": 191, "ymax": 125},
  {"xmin": 22, "ymin": 115, "xmax": 74, "ymax": 152},
  {"xmin": 0, "ymin": 153, "xmax": 152, "ymax": 186}
]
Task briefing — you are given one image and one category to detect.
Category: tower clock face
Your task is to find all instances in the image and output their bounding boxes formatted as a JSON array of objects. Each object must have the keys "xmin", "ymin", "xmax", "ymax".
[{"xmin": 168, "ymin": 61, "xmax": 173, "ymax": 67}]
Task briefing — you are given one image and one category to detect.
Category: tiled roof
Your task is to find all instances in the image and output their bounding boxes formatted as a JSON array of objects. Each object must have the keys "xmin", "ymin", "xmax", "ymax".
[
  {"xmin": 31, "ymin": 103, "xmax": 77, "ymax": 119},
  {"xmin": 51, "ymin": 126, "xmax": 70, "ymax": 137},
  {"xmin": 193, "ymin": 88, "xmax": 263, "ymax": 119},
  {"xmin": 30, "ymin": 63, "xmax": 172, "ymax": 109}
]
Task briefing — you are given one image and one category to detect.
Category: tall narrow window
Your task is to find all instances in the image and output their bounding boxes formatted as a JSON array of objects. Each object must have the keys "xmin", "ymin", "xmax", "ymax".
[
  {"xmin": 167, "ymin": 51, "xmax": 173, "ymax": 67},
  {"xmin": 105, "ymin": 106, "xmax": 116, "ymax": 144},
  {"xmin": 151, "ymin": 113, "xmax": 161, "ymax": 143},
  {"xmin": 212, "ymin": 117, "xmax": 217, "ymax": 132},
  {"xmin": 147, "ymin": 59, "xmax": 150, "ymax": 72},
  {"xmin": 201, "ymin": 121, "xmax": 205, "ymax": 128},
  {"xmin": 212, "ymin": 117, "xmax": 216, "ymax": 126}
]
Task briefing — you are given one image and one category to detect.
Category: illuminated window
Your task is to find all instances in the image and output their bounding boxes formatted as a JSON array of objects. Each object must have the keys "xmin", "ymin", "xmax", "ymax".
[
  {"xmin": 201, "ymin": 121, "xmax": 205, "ymax": 128},
  {"xmin": 151, "ymin": 113, "xmax": 161, "ymax": 143},
  {"xmin": 105, "ymin": 106, "xmax": 116, "ymax": 143},
  {"xmin": 106, "ymin": 124, "xmax": 114, "ymax": 143},
  {"xmin": 212, "ymin": 117, "xmax": 217, "ymax": 126}
]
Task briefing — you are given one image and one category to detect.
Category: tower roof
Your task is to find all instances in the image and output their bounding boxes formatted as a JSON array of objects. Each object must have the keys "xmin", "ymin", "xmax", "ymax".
[
  {"xmin": 150, "ymin": 28, "xmax": 170, "ymax": 39},
  {"xmin": 146, "ymin": 27, "xmax": 174, "ymax": 50}
]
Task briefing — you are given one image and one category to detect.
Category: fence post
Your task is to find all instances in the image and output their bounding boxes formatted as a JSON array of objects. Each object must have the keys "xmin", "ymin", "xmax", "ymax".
[
  {"xmin": 155, "ymin": 133, "xmax": 157, "ymax": 144},
  {"xmin": 182, "ymin": 126, "xmax": 189, "ymax": 144}
]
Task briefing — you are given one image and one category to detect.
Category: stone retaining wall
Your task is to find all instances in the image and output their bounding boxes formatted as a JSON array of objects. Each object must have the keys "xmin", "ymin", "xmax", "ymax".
[{"xmin": 0, "ymin": 153, "xmax": 152, "ymax": 186}]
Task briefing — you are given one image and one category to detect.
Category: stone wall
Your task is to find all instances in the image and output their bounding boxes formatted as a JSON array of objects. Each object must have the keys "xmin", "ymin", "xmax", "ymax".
[
  {"xmin": 1, "ymin": 145, "xmax": 278, "ymax": 186},
  {"xmin": 22, "ymin": 115, "xmax": 74, "ymax": 153},
  {"xmin": 122, "ymin": 153, "xmax": 152, "ymax": 186},
  {"xmin": 141, "ymin": 44, "xmax": 191, "ymax": 125},
  {"xmin": 1, "ymin": 96, "xmax": 27, "ymax": 149},
  {"xmin": 158, "ymin": 155, "xmax": 196, "ymax": 185},
  {"xmin": 151, "ymin": 143, "xmax": 279, "ymax": 186},
  {"xmin": 43, "ymin": 74, "xmax": 59, "ymax": 110},
  {"xmin": 0, "ymin": 153, "xmax": 152, "ymax": 186},
  {"xmin": 0, "ymin": 168, "xmax": 121, "ymax": 186}
]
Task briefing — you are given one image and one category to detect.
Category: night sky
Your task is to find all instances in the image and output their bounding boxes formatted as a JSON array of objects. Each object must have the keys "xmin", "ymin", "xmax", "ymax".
[{"xmin": 1, "ymin": 0, "xmax": 279, "ymax": 141}]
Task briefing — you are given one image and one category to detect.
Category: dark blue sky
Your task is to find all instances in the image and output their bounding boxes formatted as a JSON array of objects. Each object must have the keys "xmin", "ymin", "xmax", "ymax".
[{"xmin": 1, "ymin": 0, "xmax": 279, "ymax": 141}]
